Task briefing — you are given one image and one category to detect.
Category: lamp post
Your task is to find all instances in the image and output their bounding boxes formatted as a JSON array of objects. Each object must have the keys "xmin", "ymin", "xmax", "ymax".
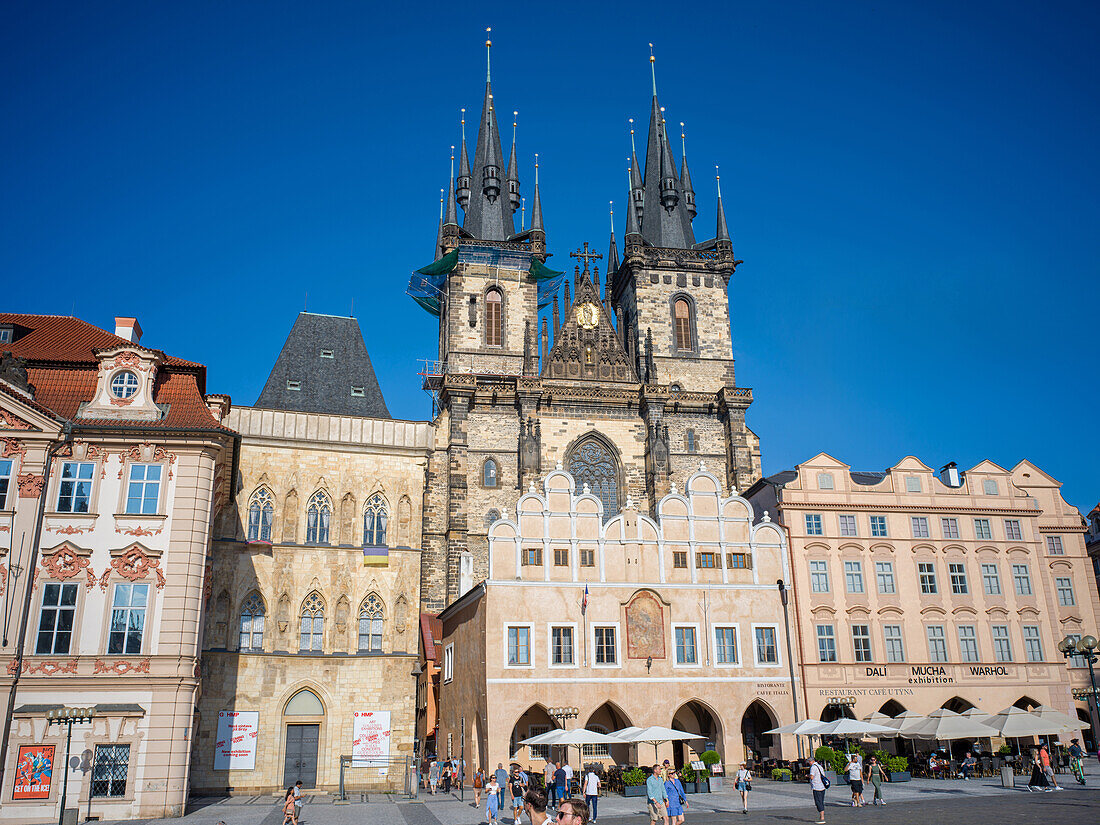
[
  {"xmin": 547, "ymin": 707, "xmax": 580, "ymax": 773},
  {"xmin": 410, "ymin": 661, "xmax": 424, "ymax": 799},
  {"xmin": 1058, "ymin": 634, "xmax": 1099, "ymax": 750},
  {"xmin": 46, "ymin": 706, "xmax": 95, "ymax": 825},
  {"xmin": 777, "ymin": 580, "xmax": 804, "ymax": 758}
]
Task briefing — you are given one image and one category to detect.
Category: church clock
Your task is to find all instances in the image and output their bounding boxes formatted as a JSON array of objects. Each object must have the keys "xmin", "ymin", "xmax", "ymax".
[{"xmin": 574, "ymin": 301, "xmax": 600, "ymax": 329}]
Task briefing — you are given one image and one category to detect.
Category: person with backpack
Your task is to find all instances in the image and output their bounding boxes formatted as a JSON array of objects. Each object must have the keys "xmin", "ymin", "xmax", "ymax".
[{"xmin": 809, "ymin": 755, "xmax": 829, "ymax": 824}]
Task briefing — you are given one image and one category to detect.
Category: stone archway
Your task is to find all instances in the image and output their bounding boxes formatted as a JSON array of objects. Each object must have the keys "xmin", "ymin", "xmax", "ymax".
[
  {"xmin": 740, "ymin": 700, "xmax": 779, "ymax": 761},
  {"xmin": 671, "ymin": 700, "xmax": 723, "ymax": 770},
  {"xmin": 820, "ymin": 703, "xmax": 856, "ymax": 722},
  {"xmin": 509, "ymin": 704, "xmax": 559, "ymax": 767},
  {"xmin": 878, "ymin": 699, "xmax": 907, "ymax": 717},
  {"xmin": 582, "ymin": 702, "xmax": 634, "ymax": 766},
  {"xmin": 1013, "ymin": 695, "xmax": 1041, "ymax": 711},
  {"xmin": 942, "ymin": 696, "xmax": 976, "ymax": 713}
]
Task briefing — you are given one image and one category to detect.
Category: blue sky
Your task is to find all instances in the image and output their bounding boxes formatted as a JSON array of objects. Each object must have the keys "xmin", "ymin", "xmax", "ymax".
[{"xmin": 3, "ymin": 1, "xmax": 1098, "ymax": 514}]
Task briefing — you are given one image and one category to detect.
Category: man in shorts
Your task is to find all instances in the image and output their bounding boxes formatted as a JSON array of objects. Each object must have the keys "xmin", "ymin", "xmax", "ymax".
[{"xmin": 645, "ymin": 764, "xmax": 669, "ymax": 825}]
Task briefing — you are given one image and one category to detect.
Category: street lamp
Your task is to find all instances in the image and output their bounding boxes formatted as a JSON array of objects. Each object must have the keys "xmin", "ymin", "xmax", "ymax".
[
  {"xmin": 46, "ymin": 706, "xmax": 95, "ymax": 825},
  {"xmin": 1058, "ymin": 634, "xmax": 1099, "ymax": 747},
  {"xmin": 547, "ymin": 707, "xmax": 580, "ymax": 774}
]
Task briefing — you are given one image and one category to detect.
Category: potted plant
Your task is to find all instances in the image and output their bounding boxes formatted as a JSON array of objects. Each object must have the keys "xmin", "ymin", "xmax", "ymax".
[
  {"xmin": 622, "ymin": 767, "xmax": 647, "ymax": 797},
  {"xmin": 680, "ymin": 764, "xmax": 703, "ymax": 793},
  {"xmin": 814, "ymin": 746, "xmax": 840, "ymax": 785},
  {"xmin": 701, "ymin": 750, "xmax": 722, "ymax": 789},
  {"xmin": 770, "ymin": 767, "xmax": 793, "ymax": 781},
  {"xmin": 886, "ymin": 755, "xmax": 910, "ymax": 782}
]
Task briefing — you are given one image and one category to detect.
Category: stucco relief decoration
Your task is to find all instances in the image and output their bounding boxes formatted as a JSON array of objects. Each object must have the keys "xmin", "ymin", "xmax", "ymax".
[
  {"xmin": 203, "ymin": 560, "xmax": 213, "ymax": 603},
  {"xmin": 114, "ymin": 524, "xmax": 163, "ymax": 537},
  {"xmin": 119, "ymin": 443, "xmax": 177, "ymax": 480},
  {"xmin": 93, "ymin": 658, "xmax": 151, "ymax": 675},
  {"xmin": 25, "ymin": 659, "xmax": 79, "ymax": 676},
  {"xmin": 0, "ymin": 565, "xmax": 6, "ymax": 596},
  {"xmin": 0, "ymin": 409, "xmax": 33, "ymax": 431},
  {"xmin": 7, "ymin": 659, "xmax": 20, "ymax": 676},
  {"xmin": 114, "ymin": 351, "xmax": 147, "ymax": 371},
  {"xmin": 49, "ymin": 524, "xmax": 93, "ymax": 536},
  {"xmin": 625, "ymin": 591, "xmax": 666, "ymax": 659},
  {"xmin": 98, "ymin": 545, "xmax": 166, "ymax": 591},
  {"xmin": 0, "ymin": 437, "xmax": 26, "ymax": 459},
  {"xmin": 41, "ymin": 547, "xmax": 96, "ymax": 587},
  {"xmin": 17, "ymin": 473, "xmax": 45, "ymax": 499}
]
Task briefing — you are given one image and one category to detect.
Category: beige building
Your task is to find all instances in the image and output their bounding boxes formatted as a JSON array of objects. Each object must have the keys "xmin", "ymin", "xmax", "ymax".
[
  {"xmin": 0, "ymin": 314, "xmax": 235, "ymax": 822},
  {"xmin": 745, "ymin": 454, "xmax": 1100, "ymax": 752},
  {"xmin": 437, "ymin": 464, "xmax": 800, "ymax": 772},
  {"xmin": 191, "ymin": 313, "xmax": 431, "ymax": 795}
]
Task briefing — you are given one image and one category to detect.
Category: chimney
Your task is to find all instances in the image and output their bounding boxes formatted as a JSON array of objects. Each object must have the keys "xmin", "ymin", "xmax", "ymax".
[
  {"xmin": 939, "ymin": 462, "xmax": 962, "ymax": 488},
  {"xmin": 114, "ymin": 316, "xmax": 142, "ymax": 345}
]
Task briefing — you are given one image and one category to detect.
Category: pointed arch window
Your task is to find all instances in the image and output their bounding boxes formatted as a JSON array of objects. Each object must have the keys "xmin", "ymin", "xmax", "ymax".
[
  {"xmin": 568, "ymin": 437, "xmax": 620, "ymax": 521},
  {"xmin": 483, "ymin": 458, "xmax": 498, "ymax": 488},
  {"xmin": 358, "ymin": 594, "xmax": 384, "ymax": 653},
  {"xmin": 485, "ymin": 289, "xmax": 503, "ymax": 347},
  {"xmin": 363, "ymin": 494, "xmax": 388, "ymax": 547},
  {"xmin": 673, "ymin": 298, "xmax": 694, "ymax": 352},
  {"xmin": 306, "ymin": 491, "xmax": 331, "ymax": 544},
  {"xmin": 299, "ymin": 592, "xmax": 325, "ymax": 652},
  {"xmin": 239, "ymin": 592, "xmax": 265, "ymax": 651},
  {"xmin": 247, "ymin": 487, "xmax": 275, "ymax": 542}
]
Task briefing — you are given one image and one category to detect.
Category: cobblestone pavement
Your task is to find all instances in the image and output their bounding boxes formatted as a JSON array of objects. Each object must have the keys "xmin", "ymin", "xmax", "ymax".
[{"xmin": 91, "ymin": 763, "xmax": 1099, "ymax": 825}]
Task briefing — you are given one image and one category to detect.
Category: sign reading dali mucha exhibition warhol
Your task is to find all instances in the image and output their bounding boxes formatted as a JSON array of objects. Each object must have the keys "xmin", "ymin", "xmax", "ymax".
[
  {"xmin": 352, "ymin": 710, "xmax": 391, "ymax": 768},
  {"xmin": 13, "ymin": 745, "xmax": 55, "ymax": 800},
  {"xmin": 214, "ymin": 711, "xmax": 259, "ymax": 770}
]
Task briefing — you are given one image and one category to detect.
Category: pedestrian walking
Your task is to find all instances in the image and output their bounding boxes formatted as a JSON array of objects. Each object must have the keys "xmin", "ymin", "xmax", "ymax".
[
  {"xmin": 429, "ymin": 758, "xmax": 440, "ymax": 794},
  {"xmin": 734, "ymin": 762, "xmax": 752, "ymax": 814},
  {"xmin": 544, "ymin": 759, "xmax": 556, "ymax": 799},
  {"xmin": 645, "ymin": 764, "xmax": 669, "ymax": 825},
  {"xmin": 844, "ymin": 753, "xmax": 864, "ymax": 807},
  {"xmin": 563, "ymin": 760, "xmax": 574, "ymax": 793},
  {"xmin": 865, "ymin": 757, "xmax": 888, "ymax": 805},
  {"xmin": 510, "ymin": 765, "xmax": 529, "ymax": 824},
  {"xmin": 1027, "ymin": 749, "xmax": 1050, "ymax": 792},
  {"xmin": 474, "ymin": 767, "xmax": 486, "ymax": 807},
  {"xmin": 281, "ymin": 788, "xmax": 297, "ymax": 825},
  {"xmin": 486, "ymin": 775, "xmax": 501, "ymax": 824},
  {"xmin": 583, "ymin": 767, "xmax": 601, "ymax": 823},
  {"xmin": 809, "ymin": 755, "xmax": 828, "ymax": 824},
  {"xmin": 292, "ymin": 780, "xmax": 303, "ymax": 823},
  {"xmin": 1040, "ymin": 744, "xmax": 1061, "ymax": 790},
  {"xmin": 495, "ymin": 763, "xmax": 509, "ymax": 810},
  {"xmin": 553, "ymin": 762, "xmax": 568, "ymax": 808},
  {"xmin": 663, "ymin": 766, "xmax": 687, "ymax": 824}
]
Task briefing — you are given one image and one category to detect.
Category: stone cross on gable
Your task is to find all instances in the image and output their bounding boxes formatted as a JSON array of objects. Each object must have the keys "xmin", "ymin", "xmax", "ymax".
[{"xmin": 569, "ymin": 242, "xmax": 602, "ymax": 275}]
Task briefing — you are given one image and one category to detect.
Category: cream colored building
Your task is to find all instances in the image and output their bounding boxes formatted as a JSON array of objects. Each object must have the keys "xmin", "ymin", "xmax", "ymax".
[
  {"xmin": 437, "ymin": 464, "xmax": 800, "ymax": 772},
  {"xmin": 745, "ymin": 454, "xmax": 1100, "ymax": 750},
  {"xmin": 191, "ymin": 313, "xmax": 432, "ymax": 795},
  {"xmin": 0, "ymin": 314, "xmax": 235, "ymax": 822}
]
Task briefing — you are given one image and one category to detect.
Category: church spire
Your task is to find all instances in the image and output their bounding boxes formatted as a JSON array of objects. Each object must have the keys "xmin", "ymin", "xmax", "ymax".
[
  {"xmin": 435, "ymin": 188, "xmax": 444, "ymax": 260},
  {"xmin": 506, "ymin": 110, "xmax": 521, "ymax": 212},
  {"xmin": 456, "ymin": 109, "xmax": 471, "ymax": 210},
  {"xmin": 607, "ymin": 201, "xmax": 620, "ymax": 274},
  {"xmin": 629, "ymin": 118, "xmax": 644, "ymax": 223},
  {"xmin": 530, "ymin": 154, "xmax": 544, "ymax": 232},
  {"xmin": 444, "ymin": 148, "xmax": 459, "ymax": 228},
  {"xmin": 680, "ymin": 122, "xmax": 696, "ymax": 221},
  {"xmin": 625, "ymin": 163, "xmax": 641, "ymax": 239},
  {"xmin": 715, "ymin": 165, "xmax": 731, "ymax": 245}
]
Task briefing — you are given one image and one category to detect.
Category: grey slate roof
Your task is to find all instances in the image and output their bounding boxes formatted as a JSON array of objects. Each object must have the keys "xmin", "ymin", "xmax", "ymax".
[
  {"xmin": 255, "ymin": 312, "xmax": 390, "ymax": 418},
  {"xmin": 640, "ymin": 96, "xmax": 696, "ymax": 248},
  {"xmin": 461, "ymin": 82, "xmax": 517, "ymax": 241}
]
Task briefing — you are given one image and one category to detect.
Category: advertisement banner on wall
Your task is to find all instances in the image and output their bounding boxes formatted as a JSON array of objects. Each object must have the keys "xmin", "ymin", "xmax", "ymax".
[
  {"xmin": 13, "ymin": 745, "xmax": 55, "ymax": 800},
  {"xmin": 214, "ymin": 711, "xmax": 259, "ymax": 770},
  {"xmin": 352, "ymin": 710, "xmax": 391, "ymax": 768}
]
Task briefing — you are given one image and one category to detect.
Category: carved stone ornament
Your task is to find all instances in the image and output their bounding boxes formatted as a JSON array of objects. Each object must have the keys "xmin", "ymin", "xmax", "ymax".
[
  {"xmin": 0, "ymin": 437, "xmax": 26, "ymax": 459},
  {"xmin": 41, "ymin": 547, "xmax": 96, "ymax": 587},
  {"xmin": 119, "ymin": 442, "xmax": 177, "ymax": 480},
  {"xmin": 17, "ymin": 473, "xmax": 44, "ymax": 498},
  {"xmin": 99, "ymin": 545, "xmax": 166, "ymax": 591},
  {"xmin": 25, "ymin": 659, "xmax": 79, "ymax": 676},
  {"xmin": 0, "ymin": 408, "xmax": 33, "ymax": 431},
  {"xmin": 93, "ymin": 659, "xmax": 151, "ymax": 675}
]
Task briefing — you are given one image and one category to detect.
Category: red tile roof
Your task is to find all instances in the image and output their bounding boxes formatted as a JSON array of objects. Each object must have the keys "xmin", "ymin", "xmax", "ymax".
[
  {"xmin": 1, "ymin": 315, "xmax": 233, "ymax": 434},
  {"xmin": 420, "ymin": 612, "xmax": 442, "ymax": 661}
]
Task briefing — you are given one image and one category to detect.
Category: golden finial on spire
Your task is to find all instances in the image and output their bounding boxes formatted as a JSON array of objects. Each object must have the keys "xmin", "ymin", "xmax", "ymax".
[
  {"xmin": 649, "ymin": 42, "xmax": 657, "ymax": 95},
  {"xmin": 609, "ymin": 200, "xmax": 615, "ymax": 232},
  {"xmin": 513, "ymin": 110, "xmax": 518, "ymax": 144},
  {"xmin": 486, "ymin": 27, "xmax": 492, "ymax": 81},
  {"xmin": 629, "ymin": 118, "xmax": 637, "ymax": 156},
  {"xmin": 460, "ymin": 108, "xmax": 466, "ymax": 143},
  {"xmin": 521, "ymin": 196, "xmax": 526, "ymax": 231},
  {"xmin": 715, "ymin": 164, "xmax": 722, "ymax": 197},
  {"xmin": 680, "ymin": 122, "xmax": 687, "ymax": 158},
  {"xmin": 534, "ymin": 152, "xmax": 540, "ymax": 185},
  {"xmin": 439, "ymin": 188, "xmax": 444, "ymax": 220}
]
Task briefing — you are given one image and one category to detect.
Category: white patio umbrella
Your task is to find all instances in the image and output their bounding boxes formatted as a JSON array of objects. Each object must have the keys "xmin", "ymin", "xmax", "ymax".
[
  {"xmin": 764, "ymin": 719, "xmax": 827, "ymax": 736},
  {"xmin": 611, "ymin": 725, "xmax": 705, "ymax": 762},
  {"xmin": 903, "ymin": 708, "xmax": 999, "ymax": 741},
  {"xmin": 885, "ymin": 711, "xmax": 928, "ymax": 736},
  {"xmin": 1032, "ymin": 705, "xmax": 1090, "ymax": 733},
  {"xmin": 815, "ymin": 718, "xmax": 897, "ymax": 737},
  {"xmin": 959, "ymin": 708, "xmax": 994, "ymax": 724},
  {"xmin": 983, "ymin": 706, "xmax": 1067, "ymax": 739},
  {"xmin": 862, "ymin": 711, "xmax": 897, "ymax": 727},
  {"xmin": 521, "ymin": 728, "xmax": 623, "ymax": 769}
]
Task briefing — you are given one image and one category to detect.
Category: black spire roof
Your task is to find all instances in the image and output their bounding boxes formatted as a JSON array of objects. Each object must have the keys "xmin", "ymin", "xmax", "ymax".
[
  {"xmin": 460, "ymin": 82, "xmax": 517, "ymax": 240},
  {"xmin": 640, "ymin": 95, "xmax": 695, "ymax": 248},
  {"xmin": 255, "ymin": 312, "xmax": 390, "ymax": 418}
]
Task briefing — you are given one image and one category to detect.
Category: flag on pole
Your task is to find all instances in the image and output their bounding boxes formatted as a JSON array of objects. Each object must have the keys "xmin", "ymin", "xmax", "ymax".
[{"xmin": 581, "ymin": 584, "xmax": 589, "ymax": 615}]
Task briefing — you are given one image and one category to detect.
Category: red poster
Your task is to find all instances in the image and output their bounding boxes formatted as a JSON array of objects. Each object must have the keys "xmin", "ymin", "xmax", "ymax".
[{"xmin": 13, "ymin": 745, "xmax": 54, "ymax": 800}]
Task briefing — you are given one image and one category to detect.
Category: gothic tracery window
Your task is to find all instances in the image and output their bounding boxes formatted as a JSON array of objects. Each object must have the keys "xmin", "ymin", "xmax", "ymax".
[
  {"xmin": 485, "ymin": 289, "xmax": 503, "ymax": 347},
  {"xmin": 358, "ymin": 594, "xmax": 384, "ymax": 653},
  {"xmin": 673, "ymin": 298, "xmax": 694, "ymax": 352},
  {"xmin": 363, "ymin": 494, "xmax": 388, "ymax": 547},
  {"xmin": 247, "ymin": 487, "xmax": 274, "ymax": 542},
  {"xmin": 299, "ymin": 591, "xmax": 325, "ymax": 652},
  {"xmin": 306, "ymin": 490, "xmax": 331, "ymax": 544},
  {"xmin": 239, "ymin": 592, "xmax": 265, "ymax": 650},
  {"xmin": 483, "ymin": 458, "xmax": 498, "ymax": 487},
  {"xmin": 568, "ymin": 438, "xmax": 620, "ymax": 521}
]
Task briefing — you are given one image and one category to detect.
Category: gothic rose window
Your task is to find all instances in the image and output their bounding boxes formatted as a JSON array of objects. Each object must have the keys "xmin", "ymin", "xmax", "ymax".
[
  {"xmin": 247, "ymin": 487, "xmax": 274, "ymax": 542},
  {"xmin": 358, "ymin": 593, "xmax": 384, "ymax": 653},
  {"xmin": 306, "ymin": 490, "xmax": 331, "ymax": 544},
  {"xmin": 569, "ymin": 438, "xmax": 619, "ymax": 521},
  {"xmin": 363, "ymin": 494, "xmax": 388, "ymax": 547}
]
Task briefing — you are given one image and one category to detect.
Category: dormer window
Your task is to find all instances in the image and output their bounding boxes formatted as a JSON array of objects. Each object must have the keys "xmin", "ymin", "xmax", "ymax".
[
  {"xmin": 351, "ymin": 386, "xmax": 365, "ymax": 397},
  {"xmin": 110, "ymin": 371, "xmax": 140, "ymax": 399},
  {"xmin": 0, "ymin": 326, "xmax": 12, "ymax": 343},
  {"xmin": 320, "ymin": 349, "xmax": 334, "ymax": 359},
  {"xmin": 286, "ymin": 380, "xmax": 301, "ymax": 391}
]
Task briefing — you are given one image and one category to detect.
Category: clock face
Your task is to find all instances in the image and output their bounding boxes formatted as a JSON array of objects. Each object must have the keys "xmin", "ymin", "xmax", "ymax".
[{"xmin": 575, "ymin": 302, "xmax": 600, "ymax": 329}]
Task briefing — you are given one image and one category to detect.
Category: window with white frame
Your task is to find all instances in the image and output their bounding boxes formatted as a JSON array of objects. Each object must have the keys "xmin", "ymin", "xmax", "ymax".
[
  {"xmin": 805, "ymin": 514, "xmax": 823, "ymax": 536},
  {"xmin": 528, "ymin": 724, "xmax": 552, "ymax": 761},
  {"xmin": 905, "ymin": 476, "xmax": 921, "ymax": 493},
  {"xmin": 108, "ymin": 583, "xmax": 148, "ymax": 654},
  {"xmin": 507, "ymin": 626, "xmax": 531, "ymax": 666},
  {"xmin": 870, "ymin": 515, "xmax": 888, "ymax": 537},
  {"xmin": 0, "ymin": 326, "xmax": 11, "ymax": 344},
  {"xmin": 851, "ymin": 624, "xmax": 872, "ymax": 662},
  {"xmin": 992, "ymin": 625, "xmax": 1013, "ymax": 662},
  {"xmin": 0, "ymin": 459, "xmax": 12, "ymax": 509},
  {"xmin": 57, "ymin": 461, "xmax": 94, "ymax": 513},
  {"xmin": 911, "ymin": 517, "xmax": 929, "ymax": 538},
  {"xmin": 817, "ymin": 473, "xmax": 834, "ymax": 490},
  {"xmin": 875, "ymin": 561, "xmax": 896, "ymax": 594},
  {"xmin": 36, "ymin": 583, "xmax": 78, "ymax": 655},
  {"xmin": 714, "ymin": 626, "xmax": 738, "ymax": 665},
  {"xmin": 974, "ymin": 518, "xmax": 992, "ymax": 540},
  {"xmin": 844, "ymin": 560, "xmax": 864, "ymax": 594},
  {"xmin": 1055, "ymin": 577, "xmax": 1075, "ymax": 606},
  {"xmin": 581, "ymin": 724, "xmax": 612, "ymax": 759},
  {"xmin": 941, "ymin": 517, "xmax": 959, "ymax": 539},
  {"xmin": 1004, "ymin": 520, "xmax": 1022, "ymax": 541},
  {"xmin": 594, "ymin": 626, "xmax": 617, "ymax": 665},
  {"xmin": 110, "ymin": 370, "xmax": 139, "ymax": 399},
  {"xmin": 839, "ymin": 514, "xmax": 857, "ymax": 537},
  {"xmin": 1022, "ymin": 625, "xmax": 1043, "ymax": 662},
  {"xmin": 443, "ymin": 643, "xmax": 454, "ymax": 681},
  {"xmin": 809, "ymin": 560, "xmax": 829, "ymax": 593},
  {"xmin": 926, "ymin": 625, "xmax": 948, "ymax": 662},
  {"xmin": 551, "ymin": 626, "xmax": 574, "ymax": 665},
  {"xmin": 918, "ymin": 562, "xmax": 938, "ymax": 594},
  {"xmin": 1012, "ymin": 564, "xmax": 1032, "ymax": 596},
  {"xmin": 124, "ymin": 464, "xmax": 161, "ymax": 514},
  {"xmin": 816, "ymin": 624, "xmax": 837, "ymax": 662},
  {"xmin": 949, "ymin": 563, "xmax": 969, "ymax": 594},
  {"xmin": 957, "ymin": 625, "xmax": 979, "ymax": 662},
  {"xmin": 238, "ymin": 592, "xmax": 265, "ymax": 651},
  {"xmin": 982, "ymin": 479, "xmax": 998, "ymax": 495},
  {"xmin": 883, "ymin": 625, "xmax": 905, "ymax": 662},
  {"xmin": 1045, "ymin": 536, "xmax": 1064, "ymax": 555},
  {"xmin": 674, "ymin": 626, "xmax": 698, "ymax": 665},
  {"xmin": 754, "ymin": 626, "xmax": 779, "ymax": 665},
  {"xmin": 981, "ymin": 563, "xmax": 1002, "ymax": 595}
]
